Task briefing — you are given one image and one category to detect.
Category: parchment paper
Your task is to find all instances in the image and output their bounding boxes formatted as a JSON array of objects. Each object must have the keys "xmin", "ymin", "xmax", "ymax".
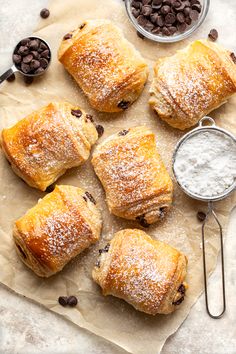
[{"xmin": 0, "ymin": 0, "xmax": 236, "ymax": 353}]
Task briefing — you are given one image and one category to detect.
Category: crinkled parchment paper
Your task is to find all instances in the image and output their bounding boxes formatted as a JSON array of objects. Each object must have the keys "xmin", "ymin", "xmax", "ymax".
[{"xmin": 0, "ymin": 0, "xmax": 236, "ymax": 353}]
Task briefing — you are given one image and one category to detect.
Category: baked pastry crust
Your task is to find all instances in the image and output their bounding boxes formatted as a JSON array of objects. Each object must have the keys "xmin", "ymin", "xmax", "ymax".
[
  {"xmin": 13, "ymin": 185, "xmax": 102, "ymax": 277},
  {"xmin": 58, "ymin": 19, "xmax": 149, "ymax": 112},
  {"xmin": 92, "ymin": 126, "xmax": 173, "ymax": 225},
  {"xmin": 149, "ymin": 39, "xmax": 236, "ymax": 130},
  {"xmin": 92, "ymin": 229, "xmax": 188, "ymax": 315},
  {"xmin": 1, "ymin": 102, "xmax": 98, "ymax": 191}
]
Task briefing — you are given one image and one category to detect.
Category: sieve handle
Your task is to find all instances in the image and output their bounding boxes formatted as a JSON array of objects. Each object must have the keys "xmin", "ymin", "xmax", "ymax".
[{"xmin": 202, "ymin": 201, "xmax": 226, "ymax": 319}]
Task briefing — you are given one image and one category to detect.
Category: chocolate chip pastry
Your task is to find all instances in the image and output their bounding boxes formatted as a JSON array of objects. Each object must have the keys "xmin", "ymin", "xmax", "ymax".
[
  {"xmin": 1, "ymin": 102, "xmax": 98, "ymax": 191},
  {"xmin": 13, "ymin": 185, "xmax": 102, "ymax": 277},
  {"xmin": 149, "ymin": 39, "xmax": 236, "ymax": 130},
  {"xmin": 92, "ymin": 126, "xmax": 173, "ymax": 225},
  {"xmin": 92, "ymin": 229, "xmax": 188, "ymax": 315},
  {"xmin": 58, "ymin": 19, "xmax": 149, "ymax": 112}
]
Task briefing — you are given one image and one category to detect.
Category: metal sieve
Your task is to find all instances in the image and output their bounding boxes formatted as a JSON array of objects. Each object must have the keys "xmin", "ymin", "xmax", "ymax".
[{"xmin": 172, "ymin": 116, "xmax": 236, "ymax": 319}]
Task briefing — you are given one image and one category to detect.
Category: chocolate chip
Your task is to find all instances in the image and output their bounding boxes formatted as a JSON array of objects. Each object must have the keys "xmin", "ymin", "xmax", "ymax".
[
  {"xmin": 156, "ymin": 15, "xmax": 164, "ymax": 27},
  {"xmin": 137, "ymin": 31, "xmax": 145, "ymax": 39},
  {"xmin": 192, "ymin": 3, "xmax": 201, "ymax": 12},
  {"xmin": 208, "ymin": 29, "xmax": 218, "ymax": 42},
  {"xmin": 23, "ymin": 54, "xmax": 33, "ymax": 64},
  {"xmin": 172, "ymin": 296, "xmax": 184, "ymax": 305},
  {"xmin": 31, "ymin": 51, "xmax": 40, "ymax": 59},
  {"xmin": 162, "ymin": 26, "xmax": 171, "ymax": 35},
  {"xmin": 118, "ymin": 129, "xmax": 129, "ymax": 136},
  {"xmin": 41, "ymin": 49, "xmax": 50, "ymax": 58},
  {"xmin": 152, "ymin": 0, "xmax": 163, "ymax": 6},
  {"xmin": 63, "ymin": 33, "xmax": 72, "ymax": 40},
  {"xmin": 197, "ymin": 211, "xmax": 206, "ymax": 222},
  {"xmin": 85, "ymin": 191, "xmax": 96, "ymax": 204},
  {"xmin": 118, "ymin": 100, "xmax": 130, "ymax": 110},
  {"xmin": 185, "ymin": 17, "xmax": 192, "ymax": 25},
  {"xmin": 40, "ymin": 8, "xmax": 50, "ymax": 19},
  {"xmin": 176, "ymin": 12, "xmax": 185, "ymax": 23},
  {"xmin": 152, "ymin": 27, "xmax": 162, "ymax": 35},
  {"xmin": 159, "ymin": 207, "xmax": 167, "ymax": 218},
  {"xmin": 141, "ymin": 5, "xmax": 152, "ymax": 16},
  {"xmin": 189, "ymin": 9, "xmax": 199, "ymax": 20},
  {"xmin": 35, "ymin": 67, "xmax": 45, "ymax": 75},
  {"xmin": 58, "ymin": 296, "xmax": 68, "ymax": 307},
  {"xmin": 178, "ymin": 283, "xmax": 186, "ymax": 295},
  {"xmin": 137, "ymin": 15, "xmax": 148, "ymax": 26},
  {"xmin": 29, "ymin": 39, "xmax": 39, "ymax": 50},
  {"xmin": 184, "ymin": 6, "xmax": 191, "ymax": 16},
  {"xmin": 177, "ymin": 22, "xmax": 187, "ymax": 32},
  {"xmin": 39, "ymin": 42, "xmax": 48, "ymax": 51},
  {"xmin": 144, "ymin": 21, "xmax": 155, "ymax": 31},
  {"xmin": 165, "ymin": 13, "xmax": 176, "ymax": 24},
  {"xmin": 168, "ymin": 26, "xmax": 177, "ymax": 34},
  {"xmin": 67, "ymin": 296, "xmax": 78, "ymax": 307},
  {"xmin": 161, "ymin": 5, "xmax": 171, "ymax": 14},
  {"xmin": 20, "ymin": 38, "xmax": 30, "ymax": 46},
  {"xmin": 132, "ymin": 7, "xmax": 140, "ymax": 17},
  {"xmin": 150, "ymin": 12, "xmax": 159, "ymax": 24},
  {"xmin": 39, "ymin": 58, "xmax": 48, "ymax": 69},
  {"xmin": 86, "ymin": 114, "xmax": 94, "ymax": 122},
  {"xmin": 136, "ymin": 214, "xmax": 150, "ymax": 228},
  {"xmin": 24, "ymin": 76, "xmax": 34, "ymax": 85},
  {"xmin": 30, "ymin": 59, "xmax": 40, "ymax": 70},
  {"xmin": 71, "ymin": 109, "xmax": 82, "ymax": 118},
  {"xmin": 230, "ymin": 52, "xmax": 236, "ymax": 64},
  {"xmin": 21, "ymin": 63, "xmax": 31, "ymax": 74},
  {"xmin": 18, "ymin": 46, "xmax": 29, "ymax": 56},
  {"xmin": 132, "ymin": 1, "xmax": 141, "ymax": 9},
  {"xmin": 96, "ymin": 125, "xmax": 104, "ymax": 137},
  {"xmin": 7, "ymin": 73, "xmax": 15, "ymax": 82},
  {"xmin": 13, "ymin": 54, "xmax": 22, "ymax": 64},
  {"xmin": 46, "ymin": 184, "xmax": 55, "ymax": 193},
  {"xmin": 172, "ymin": 1, "xmax": 181, "ymax": 8},
  {"xmin": 80, "ymin": 23, "xmax": 86, "ymax": 30}
]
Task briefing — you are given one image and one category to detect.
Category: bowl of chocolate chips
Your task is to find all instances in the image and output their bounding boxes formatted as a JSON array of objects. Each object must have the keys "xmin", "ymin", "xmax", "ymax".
[
  {"xmin": 125, "ymin": 0, "xmax": 210, "ymax": 42},
  {"xmin": 12, "ymin": 37, "xmax": 51, "ymax": 77}
]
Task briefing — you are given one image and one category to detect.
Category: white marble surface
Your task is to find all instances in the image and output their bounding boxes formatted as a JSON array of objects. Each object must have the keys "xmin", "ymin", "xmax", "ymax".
[{"xmin": 0, "ymin": 1, "xmax": 236, "ymax": 353}]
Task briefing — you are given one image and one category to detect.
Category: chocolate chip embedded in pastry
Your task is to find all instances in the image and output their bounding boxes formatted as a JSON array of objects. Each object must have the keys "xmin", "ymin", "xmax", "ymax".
[
  {"xmin": 58, "ymin": 19, "xmax": 149, "ymax": 113},
  {"xmin": 149, "ymin": 39, "xmax": 236, "ymax": 130},
  {"xmin": 92, "ymin": 229, "xmax": 188, "ymax": 315},
  {"xmin": 13, "ymin": 185, "xmax": 102, "ymax": 277},
  {"xmin": 92, "ymin": 126, "xmax": 173, "ymax": 225},
  {"xmin": 0, "ymin": 102, "xmax": 98, "ymax": 191}
]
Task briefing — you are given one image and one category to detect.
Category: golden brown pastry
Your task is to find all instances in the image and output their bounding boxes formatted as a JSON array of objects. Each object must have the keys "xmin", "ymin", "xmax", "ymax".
[
  {"xmin": 1, "ymin": 102, "xmax": 98, "ymax": 191},
  {"xmin": 13, "ymin": 185, "xmax": 102, "ymax": 277},
  {"xmin": 92, "ymin": 126, "xmax": 173, "ymax": 225},
  {"xmin": 149, "ymin": 39, "xmax": 236, "ymax": 130},
  {"xmin": 93, "ymin": 229, "xmax": 188, "ymax": 315},
  {"xmin": 58, "ymin": 19, "xmax": 149, "ymax": 112}
]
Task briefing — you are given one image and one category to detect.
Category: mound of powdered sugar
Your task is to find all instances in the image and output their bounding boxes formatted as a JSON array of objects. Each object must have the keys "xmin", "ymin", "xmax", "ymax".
[{"xmin": 174, "ymin": 130, "xmax": 236, "ymax": 198}]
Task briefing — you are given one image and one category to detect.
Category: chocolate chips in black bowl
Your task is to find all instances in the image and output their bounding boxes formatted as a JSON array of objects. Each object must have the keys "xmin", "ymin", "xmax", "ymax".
[
  {"xmin": 12, "ymin": 37, "xmax": 51, "ymax": 77},
  {"xmin": 125, "ymin": 0, "xmax": 209, "ymax": 42}
]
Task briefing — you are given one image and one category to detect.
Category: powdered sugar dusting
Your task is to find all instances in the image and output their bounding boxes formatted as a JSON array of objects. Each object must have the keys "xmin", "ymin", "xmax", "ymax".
[
  {"xmin": 102, "ymin": 230, "xmax": 182, "ymax": 314},
  {"xmin": 93, "ymin": 127, "xmax": 172, "ymax": 210}
]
